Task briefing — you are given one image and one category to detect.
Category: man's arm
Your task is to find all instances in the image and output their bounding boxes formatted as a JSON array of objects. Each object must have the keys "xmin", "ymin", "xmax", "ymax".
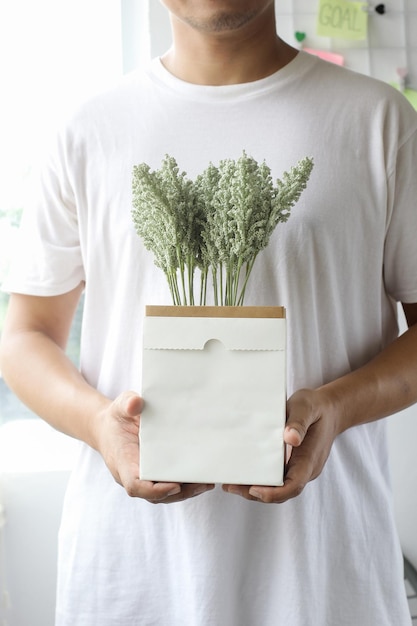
[
  {"xmin": 0, "ymin": 288, "xmax": 213, "ymax": 502},
  {"xmin": 223, "ymin": 302, "xmax": 417, "ymax": 503}
]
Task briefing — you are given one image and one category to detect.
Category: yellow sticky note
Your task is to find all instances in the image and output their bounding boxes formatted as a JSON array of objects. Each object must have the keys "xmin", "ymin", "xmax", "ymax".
[
  {"xmin": 392, "ymin": 84, "xmax": 417, "ymax": 112},
  {"xmin": 403, "ymin": 88, "xmax": 417, "ymax": 111},
  {"xmin": 317, "ymin": 0, "xmax": 368, "ymax": 40}
]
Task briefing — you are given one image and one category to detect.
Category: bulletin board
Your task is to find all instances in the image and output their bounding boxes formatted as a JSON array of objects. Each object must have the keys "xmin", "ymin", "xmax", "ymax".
[{"xmin": 275, "ymin": 0, "xmax": 417, "ymax": 106}]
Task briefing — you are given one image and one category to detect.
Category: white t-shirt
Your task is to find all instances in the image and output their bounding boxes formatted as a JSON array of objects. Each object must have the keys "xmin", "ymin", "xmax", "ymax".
[{"xmin": 4, "ymin": 52, "xmax": 417, "ymax": 626}]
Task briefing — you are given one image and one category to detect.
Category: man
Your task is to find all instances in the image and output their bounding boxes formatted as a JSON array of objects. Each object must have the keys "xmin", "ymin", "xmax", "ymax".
[{"xmin": 1, "ymin": 1, "xmax": 417, "ymax": 624}]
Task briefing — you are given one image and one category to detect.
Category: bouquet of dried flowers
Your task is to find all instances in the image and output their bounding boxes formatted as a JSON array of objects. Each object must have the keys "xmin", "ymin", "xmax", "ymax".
[{"xmin": 132, "ymin": 151, "xmax": 313, "ymax": 306}]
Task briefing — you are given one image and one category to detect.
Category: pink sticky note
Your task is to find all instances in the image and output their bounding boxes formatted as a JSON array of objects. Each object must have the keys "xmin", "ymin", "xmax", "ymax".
[{"xmin": 304, "ymin": 47, "xmax": 345, "ymax": 66}]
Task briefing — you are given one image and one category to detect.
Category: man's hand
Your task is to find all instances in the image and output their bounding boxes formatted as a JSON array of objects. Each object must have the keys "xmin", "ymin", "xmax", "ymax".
[
  {"xmin": 0, "ymin": 290, "xmax": 214, "ymax": 504},
  {"xmin": 223, "ymin": 387, "xmax": 341, "ymax": 503},
  {"xmin": 95, "ymin": 391, "xmax": 215, "ymax": 503}
]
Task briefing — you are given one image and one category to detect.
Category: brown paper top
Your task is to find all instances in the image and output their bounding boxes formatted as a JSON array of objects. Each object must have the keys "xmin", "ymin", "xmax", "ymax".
[{"xmin": 145, "ymin": 305, "xmax": 285, "ymax": 319}]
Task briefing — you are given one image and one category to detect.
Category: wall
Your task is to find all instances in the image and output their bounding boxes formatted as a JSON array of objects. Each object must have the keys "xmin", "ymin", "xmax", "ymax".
[
  {"xmin": 148, "ymin": 0, "xmax": 173, "ymax": 59},
  {"xmin": 121, "ymin": 0, "xmax": 150, "ymax": 73},
  {"xmin": 0, "ymin": 421, "xmax": 77, "ymax": 626},
  {"xmin": 0, "ymin": 470, "xmax": 70, "ymax": 625},
  {"xmin": 276, "ymin": 0, "xmax": 417, "ymax": 87}
]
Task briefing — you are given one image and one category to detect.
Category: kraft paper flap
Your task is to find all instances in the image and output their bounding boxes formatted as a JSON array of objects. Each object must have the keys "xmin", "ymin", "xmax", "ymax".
[
  {"xmin": 145, "ymin": 305, "xmax": 285, "ymax": 319},
  {"xmin": 143, "ymin": 316, "xmax": 286, "ymax": 351}
]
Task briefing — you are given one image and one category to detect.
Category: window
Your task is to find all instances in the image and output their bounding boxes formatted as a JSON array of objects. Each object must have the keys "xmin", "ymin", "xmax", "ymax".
[{"xmin": 0, "ymin": 0, "xmax": 150, "ymax": 426}]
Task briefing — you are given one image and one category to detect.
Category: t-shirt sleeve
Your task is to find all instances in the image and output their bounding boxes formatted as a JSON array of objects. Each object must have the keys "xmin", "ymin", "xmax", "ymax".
[
  {"xmin": 384, "ymin": 128, "xmax": 417, "ymax": 304},
  {"xmin": 2, "ymin": 134, "xmax": 85, "ymax": 296}
]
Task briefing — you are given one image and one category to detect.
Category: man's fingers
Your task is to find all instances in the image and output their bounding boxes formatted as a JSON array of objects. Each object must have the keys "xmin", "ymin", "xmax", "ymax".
[
  {"xmin": 284, "ymin": 426, "xmax": 303, "ymax": 447},
  {"xmin": 125, "ymin": 392, "xmax": 144, "ymax": 416},
  {"xmin": 112, "ymin": 390, "xmax": 144, "ymax": 420},
  {"xmin": 117, "ymin": 466, "xmax": 215, "ymax": 503},
  {"xmin": 285, "ymin": 388, "xmax": 321, "ymax": 446},
  {"xmin": 132, "ymin": 481, "xmax": 214, "ymax": 503}
]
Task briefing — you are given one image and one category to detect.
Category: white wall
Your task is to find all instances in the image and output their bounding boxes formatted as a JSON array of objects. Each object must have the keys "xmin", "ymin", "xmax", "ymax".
[
  {"xmin": 0, "ymin": 471, "xmax": 70, "ymax": 625},
  {"xmin": 0, "ymin": 422, "xmax": 77, "ymax": 626},
  {"xmin": 149, "ymin": 0, "xmax": 172, "ymax": 58},
  {"xmin": 121, "ymin": 0, "xmax": 150, "ymax": 73},
  {"xmin": 275, "ymin": 0, "xmax": 417, "ymax": 86}
]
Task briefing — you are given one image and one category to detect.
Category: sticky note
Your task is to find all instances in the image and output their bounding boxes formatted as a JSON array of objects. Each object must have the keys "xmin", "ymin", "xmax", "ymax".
[
  {"xmin": 391, "ymin": 84, "xmax": 417, "ymax": 111},
  {"xmin": 404, "ymin": 89, "xmax": 417, "ymax": 111},
  {"xmin": 317, "ymin": 0, "xmax": 368, "ymax": 40},
  {"xmin": 304, "ymin": 47, "xmax": 345, "ymax": 66}
]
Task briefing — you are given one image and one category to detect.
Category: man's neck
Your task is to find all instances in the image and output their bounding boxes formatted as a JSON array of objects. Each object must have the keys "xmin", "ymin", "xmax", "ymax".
[{"xmin": 160, "ymin": 11, "xmax": 297, "ymax": 86}]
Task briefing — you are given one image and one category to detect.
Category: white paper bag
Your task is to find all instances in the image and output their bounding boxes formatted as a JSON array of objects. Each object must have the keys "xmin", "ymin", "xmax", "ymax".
[{"xmin": 140, "ymin": 306, "xmax": 286, "ymax": 486}]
